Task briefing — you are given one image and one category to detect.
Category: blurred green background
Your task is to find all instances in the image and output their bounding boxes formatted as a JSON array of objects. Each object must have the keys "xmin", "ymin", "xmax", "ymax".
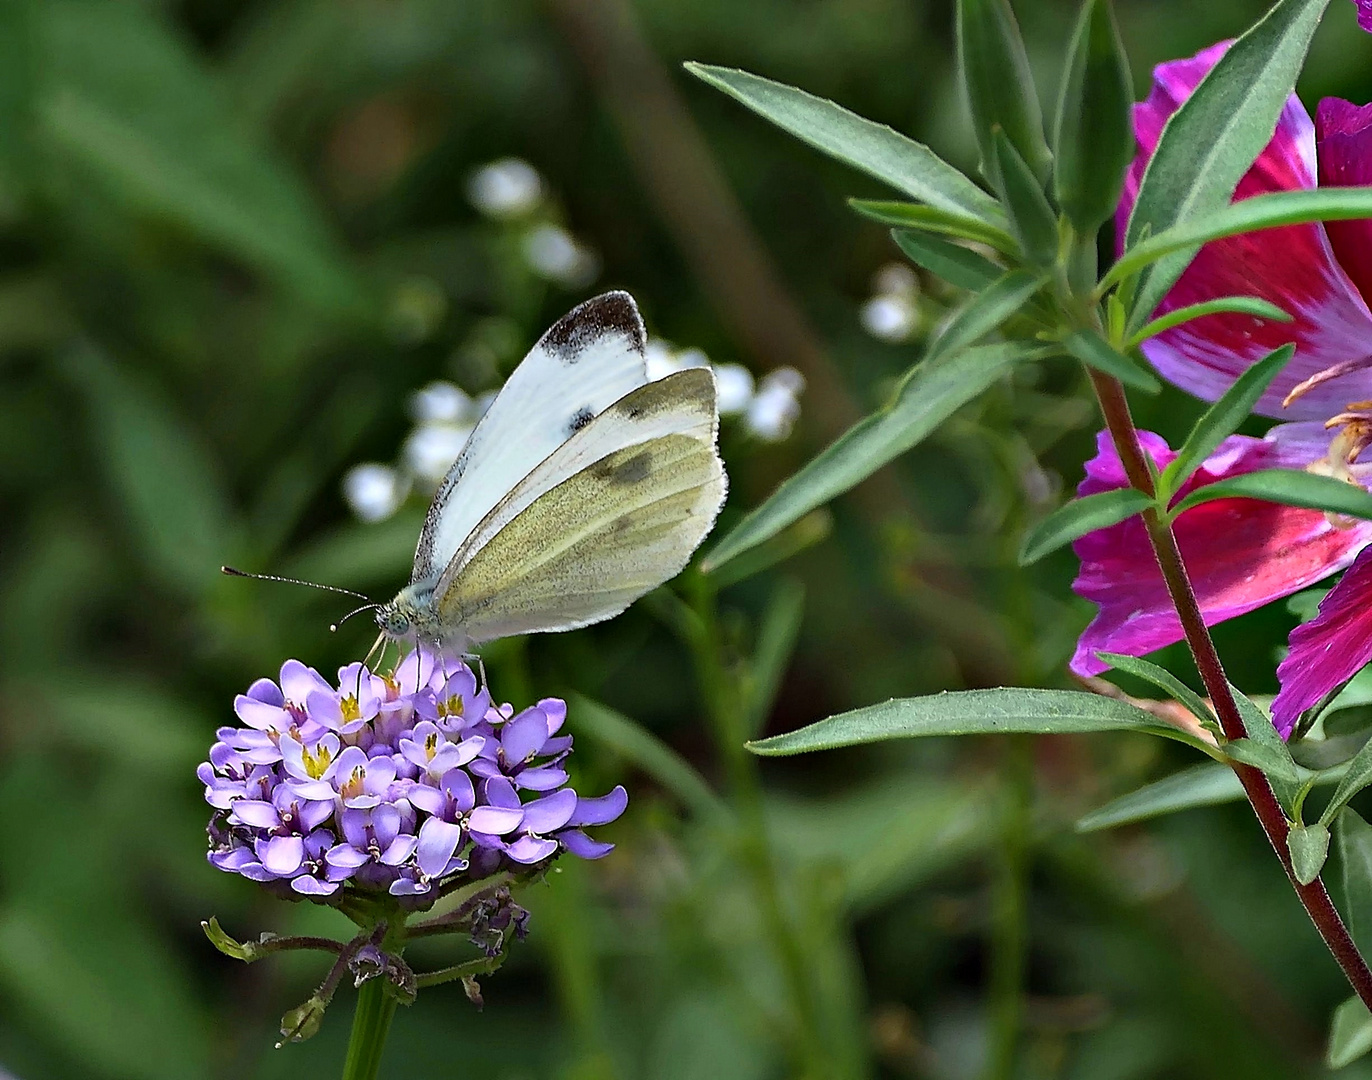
[{"xmin": 4, "ymin": 1, "xmax": 1372, "ymax": 1077}]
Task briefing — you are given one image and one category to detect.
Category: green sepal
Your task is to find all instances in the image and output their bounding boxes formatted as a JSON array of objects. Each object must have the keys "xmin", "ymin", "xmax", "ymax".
[
  {"xmin": 987, "ymin": 128, "xmax": 1058, "ymax": 267},
  {"xmin": 957, "ymin": 0, "xmax": 1052, "ymax": 182},
  {"xmin": 1052, "ymin": 0, "xmax": 1133, "ymax": 232}
]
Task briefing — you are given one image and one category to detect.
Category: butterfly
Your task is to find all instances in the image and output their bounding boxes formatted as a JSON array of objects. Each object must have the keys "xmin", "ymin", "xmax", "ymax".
[{"xmin": 372, "ymin": 291, "xmax": 727, "ymax": 652}]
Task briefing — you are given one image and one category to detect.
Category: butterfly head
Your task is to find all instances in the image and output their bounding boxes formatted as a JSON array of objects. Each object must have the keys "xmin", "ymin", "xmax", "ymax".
[{"xmin": 375, "ymin": 581, "xmax": 442, "ymax": 642}]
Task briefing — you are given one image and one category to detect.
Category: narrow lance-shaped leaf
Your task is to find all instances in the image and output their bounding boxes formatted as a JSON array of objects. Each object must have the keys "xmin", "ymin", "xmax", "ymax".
[
  {"xmin": 1095, "ymin": 651, "xmax": 1218, "ymax": 729},
  {"xmin": 1321, "ymin": 734, "xmax": 1372, "ymax": 827},
  {"xmin": 1076, "ymin": 762, "xmax": 1243, "ymax": 832},
  {"xmin": 1062, "ymin": 328, "xmax": 1161, "ymax": 394},
  {"xmin": 1169, "ymin": 468, "xmax": 1372, "ymax": 522},
  {"xmin": 1229, "ymin": 684, "xmax": 1303, "ymax": 813},
  {"xmin": 849, "ymin": 199, "xmax": 1018, "ymax": 254},
  {"xmin": 1123, "ymin": 0, "xmax": 1333, "ymax": 326},
  {"xmin": 1127, "ymin": 295, "xmax": 1292, "ymax": 347},
  {"xmin": 988, "ymin": 128, "xmax": 1058, "ymax": 266},
  {"xmin": 892, "ymin": 229, "xmax": 1002, "ymax": 292},
  {"xmin": 1103, "ymin": 186, "xmax": 1372, "ymax": 291},
  {"xmin": 744, "ymin": 579, "xmax": 807, "ymax": 738},
  {"xmin": 927, "ymin": 268, "xmax": 1045, "ymax": 359},
  {"xmin": 1339, "ymin": 808, "xmax": 1372, "ymax": 961},
  {"xmin": 701, "ymin": 342, "xmax": 1031, "ymax": 572},
  {"xmin": 957, "ymin": 0, "xmax": 1052, "ymax": 182},
  {"xmin": 1157, "ymin": 344, "xmax": 1294, "ymax": 502},
  {"xmin": 748, "ymin": 688, "xmax": 1219, "ymax": 757},
  {"xmin": 1018, "ymin": 488, "xmax": 1153, "ymax": 565},
  {"xmin": 1053, "ymin": 0, "xmax": 1133, "ymax": 232},
  {"xmin": 684, "ymin": 63, "xmax": 1004, "ymax": 226}
]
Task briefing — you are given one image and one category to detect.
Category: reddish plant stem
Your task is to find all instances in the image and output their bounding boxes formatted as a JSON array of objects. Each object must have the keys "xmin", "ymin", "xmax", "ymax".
[{"xmin": 1087, "ymin": 369, "xmax": 1372, "ymax": 1011}]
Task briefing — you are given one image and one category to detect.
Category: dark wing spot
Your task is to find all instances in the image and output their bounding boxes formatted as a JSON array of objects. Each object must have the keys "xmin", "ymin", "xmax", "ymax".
[
  {"xmin": 568, "ymin": 407, "xmax": 595, "ymax": 435},
  {"xmin": 612, "ymin": 450, "xmax": 652, "ymax": 486},
  {"xmin": 538, "ymin": 291, "xmax": 646, "ymax": 362}
]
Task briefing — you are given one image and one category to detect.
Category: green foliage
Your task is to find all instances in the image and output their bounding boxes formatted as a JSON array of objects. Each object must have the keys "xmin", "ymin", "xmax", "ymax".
[
  {"xmin": 1052, "ymin": 0, "xmax": 1133, "ymax": 233},
  {"xmin": 1122, "ymin": 0, "xmax": 1331, "ymax": 324},
  {"xmin": 1156, "ymin": 344, "xmax": 1294, "ymax": 503},
  {"xmin": 749, "ymin": 688, "xmax": 1219, "ymax": 756},
  {"xmin": 1017, "ymin": 488, "xmax": 1152, "ymax": 565},
  {"xmin": 986, "ymin": 129, "xmax": 1059, "ymax": 266},
  {"xmin": 956, "ymin": 0, "xmax": 1051, "ymax": 182},
  {"xmin": 1061, "ymin": 328, "xmax": 1161, "ymax": 393},
  {"xmin": 891, "ymin": 228, "xmax": 1003, "ymax": 290},
  {"xmin": 1127, "ymin": 296, "xmax": 1292, "ymax": 348},
  {"xmin": 1288, "ymin": 822, "xmax": 1330, "ymax": 885},
  {"xmin": 1169, "ymin": 468, "xmax": 1372, "ymax": 520},
  {"xmin": 1076, "ymin": 763, "xmax": 1243, "ymax": 831}
]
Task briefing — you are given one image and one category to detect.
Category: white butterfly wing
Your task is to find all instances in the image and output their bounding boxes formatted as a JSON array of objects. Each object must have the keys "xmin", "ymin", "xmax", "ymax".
[
  {"xmin": 411, "ymin": 291, "xmax": 649, "ymax": 583},
  {"xmin": 432, "ymin": 370, "xmax": 726, "ymax": 644}
]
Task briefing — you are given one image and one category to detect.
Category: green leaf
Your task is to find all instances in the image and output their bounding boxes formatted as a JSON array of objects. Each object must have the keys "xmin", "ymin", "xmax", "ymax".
[
  {"xmin": 1061, "ymin": 328, "xmax": 1162, "ymax": 394},
  {"xmin": 568, "ymin": 695, "xmax": 728, "ymax": 824},
  {"xmin": 1169, "ymin": 468, "xmax": 1372, "ymax": 522},
  {"xmin": 1017, "ymin": 488, "xmax": 1153, "ymax": 565},
  {"xmin": 708, "ymin": 509, "xmax": 832, "ymax": 590},
  {"xmin": 1104, "ymin": 187, "xmax": 1372, "ymax": 293},
  {"xmin": 1224, "ymin": 737, "xmax": 1302, "ymax": 786},
  {"xmin": 892, "ymin": 229, "xmax": 1003, "ymax": 291},
  {"xmin": 1230, "ymin": 685, "xmax": 1303, "ymax": 813},
  {"xmin": 1076, "ymin": 763, "xmax": 1242, "ymax": 832},
  {"xmin": 1052, "ymin": 0, "xmax": 1133, "ymax": 233},
  {"xmin": 957, "ymin": 0, "xmax": 1051, "ymax": 182},
  {"xmin": 1094, "ymin": 651, "xmax": 1218, "ymax": 729},
  {"xmin": 1157, "ymin": 344, "xmax": 1294, "ymax": 503},
  {"xmin": 1288, "ymin": 822, "xmax": 1330, "ymax": 885},
  {"xmin": 1126, "ymin": 296, "xmax": 1292, "ymax": 348},
  {"xmin": 61, "ymin": 346, "xmax": 242, "ymax": 599},
  {"xmin": 849, "ymin": 199, "xmax": 1017, "ymax": 254},
  {"xmin": 747, "ymin": 687, "xmax": 1218, "ymax": 757},
  {"xmin": 1339, "ymin": 807, "xmax": 1372, "ymax": 961},
  {"xmin": 41, "ymin": 1, "xmax": 361, "ymax": 313},
  {"xmin": 987, "ymin": 128, "xmax": 1058, "ymax": 266},
  {"xmin": 1123, "ymin": 0, "xmax": 1332, "ymax": 325},
  {"xmin": 927, "ymin": 268, "xmax": 1045, "ymax": 359},
  {"xmin": 684, "ymin": 63, "xmax": 1003, "ymax": 226},
  {"xmin": 1321, "ymin": 732, "xmax": 1372, "ymax": 827},
  {"xmin": 701, "ymin": 342, "xmax": 1029, "ymax": 571},
  {"xmin": 1327, "ymin": 996, "xmax": 1372, "ymax": 1070},
  {"xmin": 744, "ymin": 579, "xmax": 806, "ymax": 738}
]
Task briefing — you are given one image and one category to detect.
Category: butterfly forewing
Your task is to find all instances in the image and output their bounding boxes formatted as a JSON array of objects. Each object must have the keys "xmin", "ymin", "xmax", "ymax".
[
  {"xmin": 436, "ymin": 368, "xmax": 718, "ymax": 593},
  {"xmin": 411, "ymin": 291, "xmax": 649, "ymax": 582},
  {"xmin": 435, "ymin": 422, "xmax": 726, "ymax": 644}
]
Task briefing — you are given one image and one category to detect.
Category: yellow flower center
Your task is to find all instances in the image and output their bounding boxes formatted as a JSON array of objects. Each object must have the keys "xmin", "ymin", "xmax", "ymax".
[
  {"xmin": 300, "ymin": 742, "xmax": 335, "ymax": 779},
  {"xmin": 340, "ymin": 695, "xmax": 361, "ymax": 723}
]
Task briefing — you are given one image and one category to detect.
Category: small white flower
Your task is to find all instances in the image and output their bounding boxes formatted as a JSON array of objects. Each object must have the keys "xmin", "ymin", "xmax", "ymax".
[
  {"xmin": 872, "ymin": 262, "xmax": 919, "ymax": 297},
  {"xmin": 522, "ymin": 225, "xmax": 600, "ymax": 287},
  {"xmin": 860, "ymin": 294, "xmax": 917, "ymax": 342},
  {"xmin": 409, "ymin": 381, "xmax": 474, "ymax": 425},
  {"xmin": 745, "ymin": 368, "xmax": 805, "ymax": 442},
  {"xmin": 342, "ymin": 464, "xmax": 408, "ymax": 523},
  {"xmin": 467, "ymin": 158, "xmax": 544, "ymax": 218},
  {"xmin": 713, "ymin": 363, "xmax": 755, "ymax": 416},
  {"xmin": 404, "ymin": 423, "xmax": 475, "ymax": 486},
  {"xmin": 644, "ymin": 340, "xmax": 682, "ymax": 382}
]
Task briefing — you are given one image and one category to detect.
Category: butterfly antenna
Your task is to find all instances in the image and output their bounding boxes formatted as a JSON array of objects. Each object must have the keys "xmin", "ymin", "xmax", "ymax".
[
  {"xmin": 330, "ymin": 602, "xmax": 381, "ymax": 634},
  {"xmin": 222, "ymin": 566, "xmax": 372, "ymax": 602}
]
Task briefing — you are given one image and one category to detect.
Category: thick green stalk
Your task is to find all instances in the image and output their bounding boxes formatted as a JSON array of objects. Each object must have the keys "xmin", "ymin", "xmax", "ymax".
[
  {"xmin": 340, "ymin": 979, "xmax": 398, "ymax": 1080},
  {"xmin": 1086, "ymin": 368, "xmax": 1372, "ymax": 1012}
]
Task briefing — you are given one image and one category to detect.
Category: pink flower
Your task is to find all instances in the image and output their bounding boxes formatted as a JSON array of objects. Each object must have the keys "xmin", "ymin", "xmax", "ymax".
[
  {"xmin": 1356, "ymin": 0, "xmax": 1372, "ymax": 33},
  {"xmin": 1073, "ymin": 42, "xmax": 1372, "ymax": 735}
]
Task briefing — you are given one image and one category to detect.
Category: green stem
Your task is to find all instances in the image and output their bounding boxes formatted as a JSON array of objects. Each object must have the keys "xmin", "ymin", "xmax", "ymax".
[
  {"xmin": 684, "ymin": 579, "xmax": 827, "ymax": 1074},
  {"xmin": 340, "ymin": 978, "xmax": 398, "ymax": 1080},
  {"xmin": 984, "ymin": 735, "xmax": 1031, "ymax": 1080}
]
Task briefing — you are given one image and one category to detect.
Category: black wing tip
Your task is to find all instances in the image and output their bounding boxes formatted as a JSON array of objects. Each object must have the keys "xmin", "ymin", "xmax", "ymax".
[{"xmin": 540, "ymin": 291, "xmax": 646, "ymax": 360}]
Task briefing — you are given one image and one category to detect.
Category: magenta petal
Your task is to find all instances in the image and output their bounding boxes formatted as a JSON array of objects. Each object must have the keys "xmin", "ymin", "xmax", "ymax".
[
  {"xmin": 1273, "ymin": 547, "xmax": 1372, "ymax": 735},
  {"xmin": 1070, "ymin": 428, "xmax": 1372, "ymax": 675},
  {"xmin": 1317, "ymin": 97, "xmax": 1372, "ymax": 307},
  {"xmin": 1357, "ymin": 0, "xmax": 1372, "ymax": 32},
  {"xmin": 1118, "ymin": 44, "xmax": 1372, "ymax": 418}
]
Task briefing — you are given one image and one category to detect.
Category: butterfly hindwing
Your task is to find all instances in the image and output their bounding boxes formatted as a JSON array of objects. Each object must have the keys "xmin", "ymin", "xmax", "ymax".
[
  {"xmin": 411, "ymin": 291, "xmax": 649, "ymax": 582},
  {"xmin": 433, "ymin": 382, "xmax": 726, "ymax": 644}
]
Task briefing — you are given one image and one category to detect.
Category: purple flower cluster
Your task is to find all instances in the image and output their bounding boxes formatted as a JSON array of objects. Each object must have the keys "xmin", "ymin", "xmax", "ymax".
[{"xmin": 200, "ymin": 648, "xmax": 626, "ymax": 903}]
